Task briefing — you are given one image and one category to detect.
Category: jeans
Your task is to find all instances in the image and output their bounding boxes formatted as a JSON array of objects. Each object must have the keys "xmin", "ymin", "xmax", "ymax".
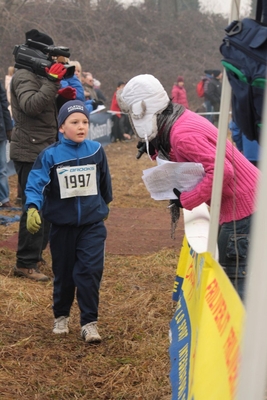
[
  {"xmin": 0, "ymin": 140, "xmax": 9, "ymax": 204},
  {"xmin": 218, "ymin": 215, "xmax": 252, "ymax": 300},
  {"xmin": 212, "ymin": 103, "xmax": 220, "ymax": 127},
  {"xmin": 14, "ymin": 161, "xmax": 50, "ymax": 269},
  {"xmin": 204, "ymin": 100, "xmax": 214, "ymax": 123},
  {"xmin": 110, "ymin": 115, "xmax": 123, "ymax": 142}
]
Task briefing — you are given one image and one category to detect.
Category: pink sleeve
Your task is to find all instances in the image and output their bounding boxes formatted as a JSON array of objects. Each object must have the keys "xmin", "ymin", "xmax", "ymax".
[{"xmin": 170, "ymin": 125, "xmax": 234, "ymax": 210}]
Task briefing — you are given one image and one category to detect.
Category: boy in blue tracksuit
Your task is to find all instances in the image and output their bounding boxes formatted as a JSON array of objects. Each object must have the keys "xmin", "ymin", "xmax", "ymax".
[{"xmin": 25, "ymin": 100, "xmax": 113, "ymax": 343}]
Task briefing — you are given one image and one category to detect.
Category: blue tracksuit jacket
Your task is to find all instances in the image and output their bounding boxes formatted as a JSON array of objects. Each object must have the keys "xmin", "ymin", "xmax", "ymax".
[{"xmin": 25, "ymin": 136, "xmax": 112, "ymax": 226}]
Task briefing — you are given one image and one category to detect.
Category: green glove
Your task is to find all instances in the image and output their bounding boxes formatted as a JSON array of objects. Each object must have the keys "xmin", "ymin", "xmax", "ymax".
[
  {"xmin": 103, "ymin": 203, "xmax": 110, "ymax": 221},
  {"xmin": 26, "ymin": 208, "xmax": 41, "ymax": 234}
]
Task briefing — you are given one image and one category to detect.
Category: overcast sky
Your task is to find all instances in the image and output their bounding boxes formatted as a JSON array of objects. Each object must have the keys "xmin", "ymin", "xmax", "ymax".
[
  {"xmin": 198, "ymin": 0, "xmax": 252, "ymax": 17},
  {"xmin": 116, "ymin": 0, "xmax": 252, "ymax": 18}
]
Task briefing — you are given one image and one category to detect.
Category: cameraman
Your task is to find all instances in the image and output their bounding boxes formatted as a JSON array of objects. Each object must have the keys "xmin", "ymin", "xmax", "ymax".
[{"xmin": 10, "ymin": 29, "xmax": 67, "ymax": 282}]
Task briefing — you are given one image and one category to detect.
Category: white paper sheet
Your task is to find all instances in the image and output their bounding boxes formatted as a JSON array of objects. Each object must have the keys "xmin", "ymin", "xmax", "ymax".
[{"xmin": 142, "ymin": 157, "xmax": 205, "ymax": 200}]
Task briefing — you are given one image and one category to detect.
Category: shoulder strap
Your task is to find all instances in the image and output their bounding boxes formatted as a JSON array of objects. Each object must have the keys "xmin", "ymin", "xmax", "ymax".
[
  {"xmin": 256, "ymin": 0, "xmax": 262, "ymax": 22},
  {"xmin": 256, "ymin": 0, "xmax": 267, "ymax": 24}
]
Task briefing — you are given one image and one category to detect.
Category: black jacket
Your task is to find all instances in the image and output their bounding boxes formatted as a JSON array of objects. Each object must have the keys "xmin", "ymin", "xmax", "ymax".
[{"xmin": 205, "ymin": 77, "xmax": 222, "ymax": 108}]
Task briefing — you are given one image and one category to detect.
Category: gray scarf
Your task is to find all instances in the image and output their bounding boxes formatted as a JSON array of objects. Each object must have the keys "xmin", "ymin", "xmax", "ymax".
[{"xmin": 156, "ymin": 102, "xmax": 185, "ymax": 157}]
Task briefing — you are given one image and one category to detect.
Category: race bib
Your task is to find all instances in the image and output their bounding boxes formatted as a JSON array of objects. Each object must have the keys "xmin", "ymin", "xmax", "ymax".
[{"xmin": 57, "ymin": 164, "xmax": 98, "ymax": 199}]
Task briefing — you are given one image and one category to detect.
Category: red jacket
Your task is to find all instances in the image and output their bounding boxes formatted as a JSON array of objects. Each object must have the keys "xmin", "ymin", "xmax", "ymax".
[
  {"xmin": 171, "ymin": 84, "xmax": 189, "ymax": 108},
  {"xmin": 110, "ymin": 90, "xmax": 122, "ymax": 117}
]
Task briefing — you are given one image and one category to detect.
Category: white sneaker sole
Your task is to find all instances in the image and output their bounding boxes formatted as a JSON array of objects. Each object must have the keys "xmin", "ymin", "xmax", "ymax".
[
  {"xmin": 53, "ymin": 328, "xmax": 69, "ymax": 334},
  {"xmin": 83, "ymin": 335, "xmax": 101, "ymax": 343}
]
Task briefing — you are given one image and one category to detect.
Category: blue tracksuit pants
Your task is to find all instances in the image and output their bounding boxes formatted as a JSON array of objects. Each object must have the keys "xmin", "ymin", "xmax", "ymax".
[{"xmin": 49, "ymin": 221, "xmax": 107, "ymax": 326}]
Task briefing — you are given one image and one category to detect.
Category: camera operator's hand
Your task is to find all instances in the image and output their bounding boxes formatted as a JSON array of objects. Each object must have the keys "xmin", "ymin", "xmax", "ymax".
[
  {"xmin": 45, "ymin": 63, "xmax": 67, "ymax": 82},
  {"xmin": 58, "ymin": 86, "xmax": 76, "ymax": 100},
  {"xmin": 56, "ymin": 87, "xmax": 77, "ymax": 112}
]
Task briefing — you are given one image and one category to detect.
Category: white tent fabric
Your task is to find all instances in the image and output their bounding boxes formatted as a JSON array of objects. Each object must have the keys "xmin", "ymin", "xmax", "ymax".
[{"xmin": 237, "ymin": 56, "xmax": 267, "ymax": 400}]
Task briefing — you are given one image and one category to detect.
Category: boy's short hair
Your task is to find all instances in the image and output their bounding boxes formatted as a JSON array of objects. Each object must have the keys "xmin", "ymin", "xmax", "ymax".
[{"xmin": 57, "ymin": 100, "xmax": 90, "ymax": 127}]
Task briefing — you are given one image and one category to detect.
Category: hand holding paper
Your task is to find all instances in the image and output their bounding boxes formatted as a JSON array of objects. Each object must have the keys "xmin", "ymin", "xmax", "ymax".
[{"xmin": 172, "ymin": 188, "xmax": 183, "ymax": 208}]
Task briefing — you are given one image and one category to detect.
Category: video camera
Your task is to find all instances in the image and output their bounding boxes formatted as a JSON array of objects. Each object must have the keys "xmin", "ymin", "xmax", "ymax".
[{"xmin": 13, "ymin": 39, "xmax": 75, "ymax": 79}]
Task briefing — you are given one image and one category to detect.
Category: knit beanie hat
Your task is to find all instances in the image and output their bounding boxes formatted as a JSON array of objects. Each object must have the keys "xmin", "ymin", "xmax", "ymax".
[
  {"xmin": 25, "ymin": 29, "xmax": 54, "ymax": 46},
  {"xmin": 213, "ymin": 70, "xmax": 221, "ymax": 78},
  {"xmin": 57, "ymin": 100, "xmax": 89, "ymax": 127},
  {"xmin": 117, "ymin": 74, "xmax": 169, "ymax": 141},
  {"xmin": 204, "ymin": 69, "xmax": 213, "ymax": 75},
  {"xmin": 177, "ymin": 76, "xmax": 184, "ymax": 83}
]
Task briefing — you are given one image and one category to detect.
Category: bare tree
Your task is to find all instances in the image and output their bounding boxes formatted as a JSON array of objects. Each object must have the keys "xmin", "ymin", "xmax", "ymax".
[
  {"xmin": 0, "ymin": 0, "xmax": 226, "ymax": 110},
  {"xmin": 144, "ymin": 0, "xmax": 199, "ymax": 14}
]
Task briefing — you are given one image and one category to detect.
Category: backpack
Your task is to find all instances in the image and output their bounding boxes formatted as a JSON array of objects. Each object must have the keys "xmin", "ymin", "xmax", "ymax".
[
  {"xmin": 220, "ymin": 18, "xmax": 267, "ymax": 143},
  {"xmin": 196, "ymin": 79, "xmax": 205, "ymax": 98}
]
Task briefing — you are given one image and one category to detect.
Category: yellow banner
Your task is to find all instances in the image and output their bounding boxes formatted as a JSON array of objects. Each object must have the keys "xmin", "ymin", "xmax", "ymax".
[{"xmin": 169, "ymin": 236, "xmax": 245, "ymax": 400}]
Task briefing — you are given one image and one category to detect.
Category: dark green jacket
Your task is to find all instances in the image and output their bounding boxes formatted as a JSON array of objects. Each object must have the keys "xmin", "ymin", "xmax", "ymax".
[{"xmin": 10, "ymin": 68, "xmax": 59, "ymax": 162}]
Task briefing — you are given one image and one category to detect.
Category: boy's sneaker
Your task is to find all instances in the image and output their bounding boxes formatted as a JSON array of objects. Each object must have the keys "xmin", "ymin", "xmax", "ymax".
[
  {"xmin": 81, "ymin": 322, "xmax": 101, "ymax": 343},
  {"xmin": 53, "ymin": 316, "xmax": 69, "ymax": 334}
]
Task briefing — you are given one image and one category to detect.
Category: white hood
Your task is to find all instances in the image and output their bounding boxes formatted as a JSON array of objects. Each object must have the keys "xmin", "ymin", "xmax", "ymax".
[{"xmin": 117, "ymin": 74, "xmax": 170, "ymax": 141}]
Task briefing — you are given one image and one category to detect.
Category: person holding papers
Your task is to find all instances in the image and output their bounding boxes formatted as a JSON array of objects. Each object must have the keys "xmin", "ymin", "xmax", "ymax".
[{"xmin": 118, "ymin": 74, "xmax": 258, "ymax": 300}]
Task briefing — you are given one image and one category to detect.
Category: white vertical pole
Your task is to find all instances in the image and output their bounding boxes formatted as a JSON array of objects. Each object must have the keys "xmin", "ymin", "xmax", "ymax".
[
  {"xmin": 237, "ymin": 74, "xmax": 267, "ymax": 400},
  {"xmin": 207, "ymin": 0, "xmax": 241, "ymax": 256},
  {"xmin": 206, "ymin": 77, "xmax": 231, "ymax": 256}
]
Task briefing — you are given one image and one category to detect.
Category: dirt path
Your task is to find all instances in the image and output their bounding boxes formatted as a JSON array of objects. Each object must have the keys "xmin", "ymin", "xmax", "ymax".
[{"xmin": 0, "ymin": 207, "xmax": 184, "ymax": 255}]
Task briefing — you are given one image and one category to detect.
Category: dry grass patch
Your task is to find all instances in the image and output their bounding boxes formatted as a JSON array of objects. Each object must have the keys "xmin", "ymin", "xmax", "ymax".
[{"xmin": 0, "ymin": 249, "xmax": 177, "ymax": 399}]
